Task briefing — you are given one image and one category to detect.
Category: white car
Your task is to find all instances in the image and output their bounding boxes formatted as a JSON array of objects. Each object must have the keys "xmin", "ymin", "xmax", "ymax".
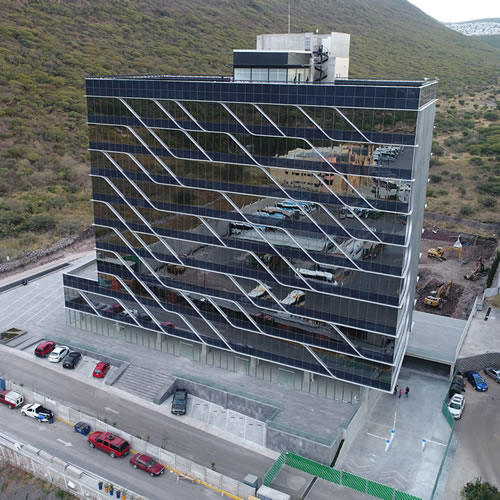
[
  {"xmin": 48, "ymin": 345, "xmax": 69, "ymax": 363},
  {"xmin": 280, "ymin": 290, "xmax": 305, "ymax": 306},
  {"xmin": 21, "ymin": 403, "xmax": 54, "ymax": 422},
  {"xmin": 447, "ymin": 394, "xmax": 465, "ymax": 420}
]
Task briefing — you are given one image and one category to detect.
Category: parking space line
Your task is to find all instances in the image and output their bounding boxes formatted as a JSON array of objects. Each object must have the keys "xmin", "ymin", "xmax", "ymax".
[
  {"xmin": 36, "ymin": 297, "xmax": 65, "ymax": 324},
  {"xmin": 366, "ymin": 432, "xmax": 386, "ymax": 441},
  {"xmin": 4, "ymin": 285, "xmax": 62, "ymax": 324}
]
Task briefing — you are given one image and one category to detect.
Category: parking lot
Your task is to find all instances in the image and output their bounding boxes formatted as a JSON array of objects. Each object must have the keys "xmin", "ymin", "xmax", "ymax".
[
  {"xmin": 16, "ymin": 338, "xmax": 119, "ymax": 383},
  {"xmin": 444, "ymin": 373, "xmax": 500, "ymax": 498}
]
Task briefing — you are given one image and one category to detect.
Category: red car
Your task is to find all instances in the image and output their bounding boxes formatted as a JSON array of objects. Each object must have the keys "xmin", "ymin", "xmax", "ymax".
[
  {"xmin": 88, "ymin": 431, "xmax": 130, "ymax": 458},
  {"xmin": 92, "ymin": 362, "xmax": 110, "ymax": 378},
  {"xmin": 130, "ymin": 453, "xmax": 165, "ymax": 476},
  {"xmin": 34, "ymin": 340, "xmax": 56, "ymax": 358}
]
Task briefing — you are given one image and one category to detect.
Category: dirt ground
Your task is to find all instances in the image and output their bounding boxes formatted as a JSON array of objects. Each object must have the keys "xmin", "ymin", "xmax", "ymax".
[
  {"xmin": 0, "ymin": 464, "xmax": 77, "ymax": 499},
  {"xmin": 416, "ymin": 231, "xmax": 498, "ymax": 319}
]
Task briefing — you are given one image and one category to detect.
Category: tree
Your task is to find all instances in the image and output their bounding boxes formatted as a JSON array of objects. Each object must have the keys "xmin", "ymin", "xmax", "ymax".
[{"xmin": 461, "ymin": 478, "xmax": 500, "ymax": 500}]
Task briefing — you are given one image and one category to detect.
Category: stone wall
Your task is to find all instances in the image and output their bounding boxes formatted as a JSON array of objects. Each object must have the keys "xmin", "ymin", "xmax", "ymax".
[{"xmin": 0, "ymin": 227, "xmax": 94, "ymax": 274}]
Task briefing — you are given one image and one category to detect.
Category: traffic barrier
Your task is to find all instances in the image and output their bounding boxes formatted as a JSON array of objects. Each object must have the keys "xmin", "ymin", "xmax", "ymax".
[{"xmin": 5, "ymin": 379, "xmax": 254, "ymax": 500}]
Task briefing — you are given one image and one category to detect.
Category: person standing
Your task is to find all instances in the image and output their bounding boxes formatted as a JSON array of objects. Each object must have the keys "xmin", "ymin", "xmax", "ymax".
[
  {"xmin": 399, "ymin": 388, "xmax": 402, "ymax": 399},
  {"xmin": 394, "ymin": 384, "xmax": 399, "ymax": 395},
  {"xmin": 405, "ymin": 386, "xmax": 410, "ymax": 397}
]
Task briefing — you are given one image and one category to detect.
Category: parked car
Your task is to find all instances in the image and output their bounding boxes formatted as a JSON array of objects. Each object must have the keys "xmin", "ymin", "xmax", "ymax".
[
  {"xmin": 0, "ymin": 390, "xmax": 24, "ymax": 409},
  {"xmin": 130, "ymin": 453, "xmax": 165, "ymax": 476},
  {"xmin": 484, "ymin": 367, "xmax": 500, "ymax": 383},
  {"xmin": 161, "ymin": 321, "xmax": 175, "ymax": 329},
  {"xmin": 92, "ymin": 362, "xmax": 110, "ymax": 378},
  {"xmin": 48, "ymin": 345, "xmax": 70, "ymax": 363},
  {"xmin": 21, "ymin": 403, "xmax": 53, "ymax": 422},
  {"xmin": 447, "ymin": 394, "xmax": 465, "ymax": 420},
  {"xmin": 465, "ymin": 371, "xmax": 488, "ymax": 391},
  {"xmin": 171, "ymin": 389, "xmax": 188, "ymax": 415},
  {"xmin": 88, "ymin": 431, "xmax": 130, "ymax": 458},
  {"xmin": 63, "ymin": 351, "xmax": 82, "ymax": 369},
  {"xmin": 34, "ymin": 340, "xmax": 56, "ymax": 358},
  {"xmin": 103, "ymin": 303, "xmax": 124, "ymax": 315}
]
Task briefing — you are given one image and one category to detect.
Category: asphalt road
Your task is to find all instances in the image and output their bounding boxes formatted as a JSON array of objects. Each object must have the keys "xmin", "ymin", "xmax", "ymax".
[
  {"xmin": 0, "ymin": 405, "xmax": 219, "ymax": 500},
  {"xmin": 443, "ymin": 375, "xmax": 500, "ymax": 498},
  {"xmin": 0, "ymin": 346, "xmax": 310, "ymax": 498}
]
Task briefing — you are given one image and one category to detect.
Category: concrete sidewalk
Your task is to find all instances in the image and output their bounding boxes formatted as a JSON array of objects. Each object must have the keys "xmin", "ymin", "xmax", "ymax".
[
  {"xmin": 336, "ymin": 368, "xmax": 451, "ymax": 500},
  {"xmin": 0, "ymin": 257, "xmax": 355, "ymax": 462}
]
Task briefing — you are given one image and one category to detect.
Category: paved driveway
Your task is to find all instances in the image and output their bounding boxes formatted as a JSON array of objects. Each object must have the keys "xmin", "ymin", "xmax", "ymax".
[{"xmin": 444, "ymin": 375, "xmax": 500, "ymax": 498}]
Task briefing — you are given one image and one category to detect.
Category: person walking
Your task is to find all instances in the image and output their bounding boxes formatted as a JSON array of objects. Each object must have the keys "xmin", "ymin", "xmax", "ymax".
[
  {"xmin": 405, "ymin": 386, "xmax": 410, "ymax": 397},
  {"xmin": 399, "ymin": 388, "xmax": 402, "ymax": 399}
]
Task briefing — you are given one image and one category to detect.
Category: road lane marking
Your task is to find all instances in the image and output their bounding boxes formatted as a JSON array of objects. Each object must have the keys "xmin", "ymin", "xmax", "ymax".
[
  {"xmin": 53, "ymin": 413, "xmax": 243, "ymax": 499},
  {"xmin": 104, "ymin": 407, "xmax": 119, "ymax": 414},
  {"xmin": 56, "ymin": 438, "xmax": 73, "ymax": 447}
]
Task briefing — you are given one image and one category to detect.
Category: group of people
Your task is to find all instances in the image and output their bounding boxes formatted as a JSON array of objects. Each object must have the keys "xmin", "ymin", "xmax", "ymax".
[{"xmin": 393, "ymin": 385, "xmax": 410, "ymax": 398}]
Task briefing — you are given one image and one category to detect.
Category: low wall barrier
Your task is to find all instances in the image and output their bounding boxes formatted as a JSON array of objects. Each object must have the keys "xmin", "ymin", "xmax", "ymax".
[{"xmin": 5, "ymin": 380, "xmax": 254, "ymax": 500}]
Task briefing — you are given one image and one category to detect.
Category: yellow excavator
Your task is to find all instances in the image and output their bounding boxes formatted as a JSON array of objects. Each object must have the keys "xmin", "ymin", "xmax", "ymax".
[
  {"xmin": 428, "ymin": 244, "xmax": 463, "ymax": 261},
  {"xmin": 424, "ymin": 280, "xmax": 453, "ymax": 309}
]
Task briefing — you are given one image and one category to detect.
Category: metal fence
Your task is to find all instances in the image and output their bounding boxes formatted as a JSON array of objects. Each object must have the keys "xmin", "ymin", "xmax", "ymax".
[
  {"xmin": 4, "ymin": 379, "xmax": 253, "ymax": 500},
  {"xmin": 263, "ymin": 451, "xmax": 422, "ymax": 500},
  {"xmin": 429, "ymin": 378, "xmax": 457, "ymax": 499}
]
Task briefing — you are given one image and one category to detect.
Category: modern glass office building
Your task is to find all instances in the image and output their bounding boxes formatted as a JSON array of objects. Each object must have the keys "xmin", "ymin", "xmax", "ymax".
[{"xmin": 63, "ymin": 33, "xmax": 437, "ymax": 392}]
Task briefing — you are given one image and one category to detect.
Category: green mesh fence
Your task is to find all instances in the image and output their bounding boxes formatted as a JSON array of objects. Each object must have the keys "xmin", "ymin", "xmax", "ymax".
[
  {"xmin": 342, "ymin": 471, "xmax": 366, "ymax": 492},
  {"xmin": 367, "ymin": 480, "xmax": 395, "ymax": 500},
  {"xmin": 264, "ymin": 451, "xmax": 422, "ymax": 500},
  {"xmin": 394, "ymin": 491, "xmax": 423, "ymax": 500},
  {"xmin": 442, "ymin": 399, "xmax": 455, "ymax": 429},
  {"xmin": 285, "ymin": 453, "xmax": 340, "ymax": 484},
  {"xmin": 263, "ymin": 451, "xmax": 286, "ymax": 486}
]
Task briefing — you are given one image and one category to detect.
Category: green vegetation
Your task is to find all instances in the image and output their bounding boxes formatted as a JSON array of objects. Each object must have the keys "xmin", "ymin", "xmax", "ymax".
[
  {"xmin": 487, "ymin": 252, "xmax": 500, "ymax": 288},
  {"xmin": 426, "ymin": 85, "xmax": 500, "ymax": 223},
  {"xmin": 461, "ymin": 477, "xmax": 500, "ymax": 499},
  {"xmin": 0, "ymin": 0, "xmax": 499, "ymax": 259},
  {"xmin": 477, "ymin": 35, "xmax": 500, "ymax": 50}
]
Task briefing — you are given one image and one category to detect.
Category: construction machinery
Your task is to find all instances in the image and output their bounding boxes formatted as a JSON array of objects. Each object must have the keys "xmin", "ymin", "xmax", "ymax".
[
  {"xmin": 424, "ymin": 280, "xmax": 453, "ymax": 309},
  {"xmin": 428, "ymin": 238, "xmax": 463, "ymax": 261},
  {"xmin": 464, "ymin": 258, "xmax": 488, "ymax": 281}
]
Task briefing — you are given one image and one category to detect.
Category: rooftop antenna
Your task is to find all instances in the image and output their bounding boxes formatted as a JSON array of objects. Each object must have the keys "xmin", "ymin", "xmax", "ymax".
[{"xmin": 288, "ymin": 2, "xmax": 290, "ymax": 33}]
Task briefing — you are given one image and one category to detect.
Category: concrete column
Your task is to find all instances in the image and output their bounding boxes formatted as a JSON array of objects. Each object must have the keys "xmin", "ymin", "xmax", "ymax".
[
  {"xmin": 250, "ymin": 356, "xmax": 258, "ymax": 376},
  {"xmin": 303, "ymin": 371, "xmax": 311, "ymax": 391},
  {"xmin": 200, "ymin": 343, "xmax": 208, "ymax": 363},
  {"xmin": 156, "ymin": 332, "xmax": 163, "ymax": 350}
]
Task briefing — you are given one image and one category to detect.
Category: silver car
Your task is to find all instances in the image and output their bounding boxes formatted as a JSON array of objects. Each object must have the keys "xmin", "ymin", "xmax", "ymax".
[{"xmin": 484, "ymin": 367, "xmax": 500, "ymax": 383}]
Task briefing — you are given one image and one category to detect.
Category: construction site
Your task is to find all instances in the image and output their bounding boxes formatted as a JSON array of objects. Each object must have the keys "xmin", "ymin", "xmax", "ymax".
[{"xmin": 415, "ymin": 227, "xmax": 498, "ymax": 319}]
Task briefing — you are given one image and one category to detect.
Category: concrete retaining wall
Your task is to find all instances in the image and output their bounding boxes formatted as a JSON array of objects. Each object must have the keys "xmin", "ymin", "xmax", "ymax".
[
  {"xmin": 5, "ymin": 379, "xmax": 253, "ymax": 499},
  {"xmin": 336, "ymin": 387, "xmax": 382, "ymax": 464},
  {"xmin": 0, "ymin": 435, "xmax": 145, "ymax": 500},
  {"xmin": 266, "ymin": 425, "xmax": 342, "ymax": 464},
  {"xmin": 155, "ymin": 377, "xmax": 279, "ymax": 421}
]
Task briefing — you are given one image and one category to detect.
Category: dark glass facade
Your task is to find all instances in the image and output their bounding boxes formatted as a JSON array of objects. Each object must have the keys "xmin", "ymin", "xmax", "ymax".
[{"xmin": 64, "ymin": 75, "xmax": 437, "ymax": 392}]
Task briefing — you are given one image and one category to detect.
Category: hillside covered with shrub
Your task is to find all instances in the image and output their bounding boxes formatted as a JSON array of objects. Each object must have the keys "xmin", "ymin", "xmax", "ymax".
[{"xmin": 0, "ymin": 0, "xmax": 499, "ymax": 261}]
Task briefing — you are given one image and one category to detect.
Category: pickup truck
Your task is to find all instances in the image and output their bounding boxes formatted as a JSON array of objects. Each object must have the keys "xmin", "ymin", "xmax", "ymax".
[{"xmin": 0, "ymin": 389, "xmax": 24, "ymax": 409}]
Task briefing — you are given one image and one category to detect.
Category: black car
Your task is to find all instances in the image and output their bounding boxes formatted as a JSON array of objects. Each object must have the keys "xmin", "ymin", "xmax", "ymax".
[
  {"xmin": 63, "ymin": 351, "xmax": 82, "ymax": 369},
  {"xmin": 171, "ymin": 389, "xmax": 187, "ymax": 415}
]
